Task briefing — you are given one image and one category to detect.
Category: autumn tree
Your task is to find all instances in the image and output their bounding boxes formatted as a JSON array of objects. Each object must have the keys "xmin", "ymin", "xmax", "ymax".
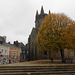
[
  {"xmin": 36, "ymin": 13, "xmax": 75, "ymax": 62},
  {"xmin": 69, "ymin": 24, "xmax": 75, "ymax": 49}
]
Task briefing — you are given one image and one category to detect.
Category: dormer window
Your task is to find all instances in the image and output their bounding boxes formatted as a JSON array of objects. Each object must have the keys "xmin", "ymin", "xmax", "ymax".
[{"xmin": 1, "ymin": 49, "xmax": 3, "ymax": 53}]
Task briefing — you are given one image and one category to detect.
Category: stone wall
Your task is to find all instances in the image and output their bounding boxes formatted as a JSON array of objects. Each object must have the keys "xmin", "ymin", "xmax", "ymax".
[{"xmin": 64, "ymin": 49, "xmax": 75, "ymax": 60}]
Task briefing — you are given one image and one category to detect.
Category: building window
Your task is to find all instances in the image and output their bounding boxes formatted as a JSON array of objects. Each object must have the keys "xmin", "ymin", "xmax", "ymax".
[
  {"xmin": 11, "ymin": 52, "xmax": 13, "ymax": 57},
  {"xmin": 21, "ymin": 55, "xmax": 23, "ymax": 59},
  {"xmin": 27, "ymin": 51, "xmax": 29, "ymax": 54},
  {"xmin": 5, "ymin": 50, "xmax": 7, "ymax": 54},
  {"xmin": 17, "ymin": 60, "xmax": 19, "ymax": 63},
  {"xmin": 23, "ymin": 51, "xmax": 25, "ymax": 53},
  {"xmin": 13, "ymin": 60, "xmax": 15, "ymax": 63},
  {"xmin": 44, "ymin": 51, "xmax": 47, "ymax": 55},
  {"xmin": 18, "ymin": 49, "xmax": 19, "ymax": 52},
  {"xmin": 15, "ymin": 52, "xmax": 17, "ymax": 58},
  {"xmin": 18, "ymin": 52, "xmax": 19, "ymax": 57},
  {"xmin": 1, "ymin": 49, "xmax": 3, "ymax": 53},
  {"xmin": 24, "ymin": 55, "xmax": 25, "ymax": 59}
]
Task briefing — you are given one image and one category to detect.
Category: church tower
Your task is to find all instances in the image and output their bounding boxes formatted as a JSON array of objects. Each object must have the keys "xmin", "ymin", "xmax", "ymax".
[
  {"xmin": 40, "ymin": 6, "xmax": 44, "ymax": 14},
  {"xmin": 35, "ymin": 6, "xmax": 47, "ymax": 30},
  {"xmin": 28, "ymin": 6, "xmax": 50, "ymax": 60}
]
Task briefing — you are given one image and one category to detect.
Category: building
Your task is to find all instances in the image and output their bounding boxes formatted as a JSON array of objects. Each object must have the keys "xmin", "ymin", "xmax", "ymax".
[
  {"xmin": 27, "ymin": 6, "xmax": 49, "ymax": 60},
  {"xmin": 20, "ymin": 45, "xmax": 29, "ymax": 61},
  {"xmin": 9, "ymin": 44, "xmax": 21, "ymax": 63},
  {"xmin": 13, "ymin": 41, "xmax": 30, "ymax": 62},
  {"xmin": 0, "ymin": 36, "xmax": 21, "ymax": 64},
  {"xmin": 0, "ymin": 36, "xmax": 9, "ymax": 64},
  {"xmin": 0, "ymin": 43, "xmax": 9, "ymax": 64},
  {"xmin": 19, "ymin": 43, "xmax": 30, "ymax": 61},
  {"xmin": 27, "ymin": 6, "xmax": 75, "ymax": 61}
]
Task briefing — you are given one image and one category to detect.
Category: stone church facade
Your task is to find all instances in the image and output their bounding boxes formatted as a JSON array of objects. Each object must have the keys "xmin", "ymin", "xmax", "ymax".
[{"xmin": 27, "ymin": 6, "xmax": 75, "ymax": 61}]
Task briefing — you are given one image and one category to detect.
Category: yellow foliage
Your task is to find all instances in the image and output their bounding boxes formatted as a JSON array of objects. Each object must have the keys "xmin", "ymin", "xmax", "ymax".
[{"xmin": 36, "ymin": 13, "xmax": 75, "ymax": 52}]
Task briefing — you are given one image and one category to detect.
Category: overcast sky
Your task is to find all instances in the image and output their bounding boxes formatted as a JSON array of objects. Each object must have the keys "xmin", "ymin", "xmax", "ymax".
[{"xmin": 0, "ymin": 0, "xmax": 75, "ymax": 45}]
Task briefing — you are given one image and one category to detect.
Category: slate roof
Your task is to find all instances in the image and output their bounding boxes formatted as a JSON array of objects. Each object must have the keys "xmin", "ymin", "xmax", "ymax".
[
  {"xmin": 0, "ymin": 42, "xmax": 20, "ymax": 48},
  {"xmin": 0, "ymin": 36, "xmax": 5, "ymax": 42}
]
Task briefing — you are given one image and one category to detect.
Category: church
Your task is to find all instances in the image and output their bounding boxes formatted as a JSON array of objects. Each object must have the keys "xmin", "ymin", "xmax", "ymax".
[{"xmin": 27, "ymin": 6, "xmax": 75, "ymax": 61}]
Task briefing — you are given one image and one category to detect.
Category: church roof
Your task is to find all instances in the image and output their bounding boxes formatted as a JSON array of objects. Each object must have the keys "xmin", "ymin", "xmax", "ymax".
[{"xmin": 35, "ymin": 13, "xmax": 47, "ymax": 22}]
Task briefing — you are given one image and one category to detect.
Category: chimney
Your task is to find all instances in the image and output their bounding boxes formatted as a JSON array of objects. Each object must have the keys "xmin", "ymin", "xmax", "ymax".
[
  {"xmin": 8, "ymin": 42, "xmax": 10, "ymax": 44},
  {"xmin": 14, "ymin": 41, "xmax": 19, "ymax": 47}
]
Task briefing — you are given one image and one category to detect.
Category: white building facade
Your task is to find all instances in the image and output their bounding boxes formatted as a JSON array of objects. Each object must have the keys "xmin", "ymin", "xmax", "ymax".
[{"xmin": 0, "ymin": 44, "xmax": 9, "ymax": 64}]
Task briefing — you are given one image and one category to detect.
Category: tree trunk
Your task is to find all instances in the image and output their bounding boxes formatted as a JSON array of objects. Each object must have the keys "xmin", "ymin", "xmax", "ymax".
[{"xmin": 60, "ymin": 49, "xmax": 64, "ymax": 62}]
